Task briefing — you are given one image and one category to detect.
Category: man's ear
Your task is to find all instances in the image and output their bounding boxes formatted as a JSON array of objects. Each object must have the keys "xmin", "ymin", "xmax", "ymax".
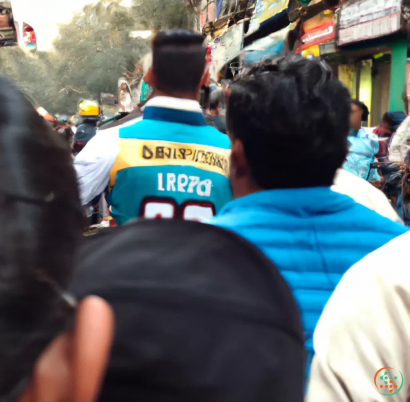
[
  {"xmin": 230, "ymin": 138, "xmax": 248, "ymax": 179},
  {"xmin": 20, "ymin": 296, "xmax": 114, "ymax": 402},
  {"xmin": 144, "ymin": 68, "xmax": 155, "ymax": 88}
]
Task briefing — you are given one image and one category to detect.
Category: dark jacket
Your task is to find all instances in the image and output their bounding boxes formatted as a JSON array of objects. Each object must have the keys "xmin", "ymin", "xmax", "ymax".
[{"xmin": 75, "ymin": 122, "xmax": 97, "ymax": 145}]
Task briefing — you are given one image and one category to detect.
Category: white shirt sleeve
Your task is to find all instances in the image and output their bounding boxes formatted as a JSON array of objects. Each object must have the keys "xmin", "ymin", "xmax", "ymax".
[
  {"xmin": 332, "ymin": 169, "xmax": 402, "ymax": 223},
  {"xmin": 74, "ymin": 127, "xmax": 120, "ymax": 205},
  {"xmin": 307, "ymin": 232, "xmax": 410, "ymax": 402},
  {"xmin": 389, "ymin": 116, "xmax": 410, "ymax": 162}
]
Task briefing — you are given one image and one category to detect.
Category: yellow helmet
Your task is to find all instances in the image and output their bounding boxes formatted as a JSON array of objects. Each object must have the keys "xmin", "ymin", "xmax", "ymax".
[{"xmin": 78, "ymin": 100, "xmax": 100, "ymax": 117}]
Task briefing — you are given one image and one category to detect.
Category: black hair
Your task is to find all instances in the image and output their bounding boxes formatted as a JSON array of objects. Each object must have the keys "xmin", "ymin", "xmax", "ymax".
[
  {"xmin": 381, "ymin": 112, "xmax": 395, "ymax": 132},
  {"xmin": 227, "ymin": 58, "xmax": 351, "ymax": 189},
  {"xmin": 0, "ymin": 76, "xmax": 82, "ymax": 398},
  {"xmin": 352, "ymin": 99, "xmax": 370, "ymax": 122},
  {"xmin": 152, "ymin": 30, "xmax": 206, "ymax": 95}
]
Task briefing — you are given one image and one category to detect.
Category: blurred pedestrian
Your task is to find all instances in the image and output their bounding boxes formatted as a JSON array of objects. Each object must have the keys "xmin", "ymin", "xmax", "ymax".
[
  {"xmin": 389, "ymin": 91, "xmax": 410, "ymax": 162},
  {"xmin": 205, "ymin": 89, "xmax": 227, "ymax": 134},
  {"xmin": 350, "ymin": 100, "xmax": 369, "ymax": 136},
  {"xmin": 344, "ymin": 100, "xmax": 381, "ymax": 183},
  {"xmin": 74, "ymin": 100, "xmax": 100, "ymax": 155},
  {"xmin": 118, "ymin": 80, "xmax": 132, "ymax": 113},
  {"xmin": 75, "ymin": 30, "xmax": 232, "ymax": 225},
  {"xmin": 209, "ymin": 58, "xmax": 408, "ymax": 376},
  {"xmin": 0, "ymin": 76, "xmax": 114, "ymax": 402}
]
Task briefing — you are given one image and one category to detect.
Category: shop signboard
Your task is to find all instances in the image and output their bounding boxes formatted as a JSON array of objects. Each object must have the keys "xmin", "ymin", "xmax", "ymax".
[
  {"xmin": 296, "ymin": 19, "xmax": 335, "ymax": 52},
  {"xmin": 295, "ymin": 7, "xmax": 336, "ymax": 57},
  {"xmin": 319, "ymin": 41, "xmax": 337, "ymax": 55},
  {"xmin": 338, "ymin": 0, "xmax": 402, "ymax": 46},
  {"xmin": 247, "ymin": 0, "xmax": 289, "ymax": 35},
  {"xmin": 209, "ymin": 22, "xmax": 244, "ymax": 81},
  {"xmin": 298, "ymin": 42, "xmax": 337, "ymax": 58}
]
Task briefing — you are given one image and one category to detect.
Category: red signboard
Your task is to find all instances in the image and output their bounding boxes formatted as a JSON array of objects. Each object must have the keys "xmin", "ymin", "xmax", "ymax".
[{"xmin": 296, "ymin": 19, "xmax": 335, "ymax": 53}]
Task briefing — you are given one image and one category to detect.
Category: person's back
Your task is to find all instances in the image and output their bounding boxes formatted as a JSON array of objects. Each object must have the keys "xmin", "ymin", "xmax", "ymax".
[
  {"xmin": 71, "ymin": 220, "xmax": 305, "ymax": 402},
  {"xmin": 209, "ymin": 58, "xmax": 408, "ymax": 373},
  {"xmin": 74, "ymin": 119, "xmax": 98, "ymax": 154},
  {"xmin": 307, "ymin": 231, "xmax": 410, "ymax": 402},
  {"xmin": 107, "ymin": 97, "xmax": 231, "ymax": 225},
  {"xmin": 75, "ymin": 31, "xmax": 232, "ymax": 225}
]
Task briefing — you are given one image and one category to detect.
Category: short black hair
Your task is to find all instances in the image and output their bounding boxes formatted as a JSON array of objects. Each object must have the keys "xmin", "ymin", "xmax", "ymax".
[
  {"xmin": 352, "ymin": 99, "xmax": 370, "ymax": 122},
  {"xmin": 227, "ymin": 58, "xmax": 351, "ymax": 189},
  {"xmin": 152, "ymin": 30, "xmax": 206, "ymax": 95}
]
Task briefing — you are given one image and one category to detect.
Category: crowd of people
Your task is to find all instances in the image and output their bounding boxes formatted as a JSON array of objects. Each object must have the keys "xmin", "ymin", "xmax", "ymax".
[{"xmin": 1, "ymin": 29, "xmax": 410, "ymax": 401}]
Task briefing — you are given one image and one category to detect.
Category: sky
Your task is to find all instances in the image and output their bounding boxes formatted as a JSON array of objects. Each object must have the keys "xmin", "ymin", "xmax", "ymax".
[{"xmin": 11, "ymin": 0, "xmax": 133, "ymax": 51}]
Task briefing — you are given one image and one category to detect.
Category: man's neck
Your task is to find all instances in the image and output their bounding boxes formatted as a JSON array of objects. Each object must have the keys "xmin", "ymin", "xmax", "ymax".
[
  {"xmin": 154, "ymin": 90, "xmax": 199, "ymax": 102},
  {"xmin": 232, "ymin": 180, "xmax": 263, "ymax": 200}
]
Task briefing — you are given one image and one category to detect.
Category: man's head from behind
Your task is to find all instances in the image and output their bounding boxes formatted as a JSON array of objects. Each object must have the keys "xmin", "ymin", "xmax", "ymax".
[
  {"xmin": 227, "ymin": 58, "xmax": 351, "ymax": 198},
  {"xmin": 144, "ymin": 30, "xmax": 207, "ymax": 100}
]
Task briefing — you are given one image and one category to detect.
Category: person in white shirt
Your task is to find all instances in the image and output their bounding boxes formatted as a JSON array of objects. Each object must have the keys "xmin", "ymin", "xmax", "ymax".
[
  {"xmin": 389, "ymin": 92, "xmax": 410, "ymax": 162},
  {"xmin": 389, "ymin": 116, "xmax": 410, "ymax": 162},
  {"xmin": 307, "ymin": 231, "xmax": 410, "ymax": 402},
  {"xmin": 332, "ymin": 168, "xmax": 401, "ymax": 223}
]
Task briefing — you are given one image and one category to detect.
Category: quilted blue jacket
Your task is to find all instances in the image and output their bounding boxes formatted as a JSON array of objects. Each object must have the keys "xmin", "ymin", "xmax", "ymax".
[{"xmin": 210, "ymin": 187, "xmax": 408, "ymax": 375}]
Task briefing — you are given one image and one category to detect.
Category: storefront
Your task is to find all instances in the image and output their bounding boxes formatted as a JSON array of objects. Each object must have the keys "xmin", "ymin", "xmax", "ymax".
[
  {"xmin": 334, "ymin": 0, "xmax": 409, "ymax": 125},
  {"xmin": 208, "ymin": 21, "xmax": 245, "ymax": 82}
]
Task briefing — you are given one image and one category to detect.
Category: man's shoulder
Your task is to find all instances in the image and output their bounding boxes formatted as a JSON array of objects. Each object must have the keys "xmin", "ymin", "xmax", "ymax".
[
  {"xmin": 198, "ymin": 124, "xmax": 230, "ymax": 149},
  {"xmin": 74, "ymin": 126, "xmax": 121, "ymax": 163},
  {"xmin": 347, "ymin": 201, "xmax": 407, "ymax": 234}
]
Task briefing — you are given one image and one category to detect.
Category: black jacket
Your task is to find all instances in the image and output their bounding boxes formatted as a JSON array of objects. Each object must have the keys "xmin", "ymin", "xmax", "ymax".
[
  {"xmin": 75, "ymin": 122, "xmax": 97, "ymax": 145},
  {"xmin": 71, "ymin": 220, "xmax": 305, "ymax": 402}
]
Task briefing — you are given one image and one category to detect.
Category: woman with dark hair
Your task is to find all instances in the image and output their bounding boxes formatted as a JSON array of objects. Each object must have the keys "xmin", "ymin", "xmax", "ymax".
[{"xmin": 0, "ymin": 76, "xmax": 113, "ymax": 402}]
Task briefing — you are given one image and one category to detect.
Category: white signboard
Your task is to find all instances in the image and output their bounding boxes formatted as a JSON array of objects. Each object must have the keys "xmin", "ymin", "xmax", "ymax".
[
  {"xmin": 338, "ymin": 0, "xmax": 401, "ymax": 45},
  {"xmin": 209, "ymin": 22, "xmax": 244, "ymax": 82}
]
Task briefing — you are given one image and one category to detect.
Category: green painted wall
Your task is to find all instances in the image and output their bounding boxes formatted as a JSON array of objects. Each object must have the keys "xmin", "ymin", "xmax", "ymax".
[{"xmin": 389, "ymin": 39, "xmax": 408, "ymax": 111}]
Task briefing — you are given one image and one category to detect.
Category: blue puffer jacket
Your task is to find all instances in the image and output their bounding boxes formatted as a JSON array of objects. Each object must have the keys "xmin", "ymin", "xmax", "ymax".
[{"xmin": 210, "ymin": 187, "xmax": 408, "ymax": 376}]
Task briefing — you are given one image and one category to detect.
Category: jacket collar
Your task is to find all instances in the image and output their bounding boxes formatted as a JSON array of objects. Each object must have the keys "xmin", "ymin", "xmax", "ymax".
[
  {"xmin": 219, "ymin": 187, "xmax": 355, "ymax": 217},
  {"xmin": 143, "ymin": 96, "xmax": 205, "ymax": 126}
]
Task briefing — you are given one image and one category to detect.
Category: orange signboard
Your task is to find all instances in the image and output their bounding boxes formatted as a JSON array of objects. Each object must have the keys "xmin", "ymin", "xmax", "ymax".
[{"xmin": 296, "ymin": 19, "xmax": 335, "ymax": 53}]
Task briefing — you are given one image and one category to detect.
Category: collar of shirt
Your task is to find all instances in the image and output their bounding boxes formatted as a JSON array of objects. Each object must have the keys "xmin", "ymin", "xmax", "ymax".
[
  {"xmin": 143, "ymin": 96, "xmax": 205, "ymax": 126},
  {"xmin": 217, "ymin": 187, "xmax": 354, "ymax": 219}
]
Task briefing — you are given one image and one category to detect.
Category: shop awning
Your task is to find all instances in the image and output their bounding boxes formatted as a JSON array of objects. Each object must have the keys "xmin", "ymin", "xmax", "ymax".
[{"xmin": 208, "ymin": 21, "xmax": 245, "ymax": 81}]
